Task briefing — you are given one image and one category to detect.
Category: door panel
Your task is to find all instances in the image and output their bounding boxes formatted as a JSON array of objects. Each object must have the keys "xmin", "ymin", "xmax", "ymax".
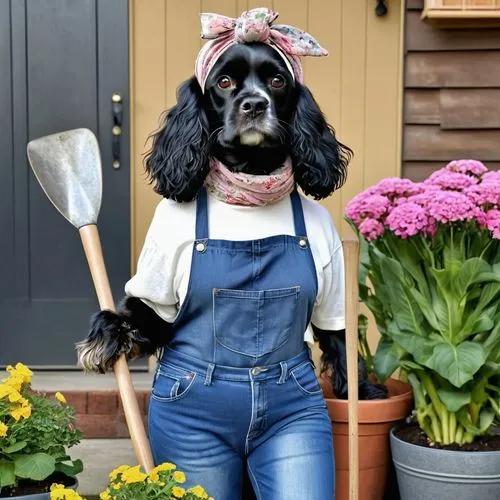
[{"xmin": 0, "ymin": 0, "xmax": 133, "ymax": 368}]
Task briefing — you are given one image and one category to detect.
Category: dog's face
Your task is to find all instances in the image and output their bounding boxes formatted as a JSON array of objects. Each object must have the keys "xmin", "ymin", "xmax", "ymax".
[
  {"xmin": 204, "ymin": 43, "xmax": 296, "ymax": 149},
  {"xmin": 145, "ymin": 42, "xmax": 351, "ymax": 201}
]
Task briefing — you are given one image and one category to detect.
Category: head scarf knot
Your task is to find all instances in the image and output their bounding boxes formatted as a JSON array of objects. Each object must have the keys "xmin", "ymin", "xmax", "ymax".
[{"xmin": 195, "ymin": 7, "xmax": 328, "ymax": 91}]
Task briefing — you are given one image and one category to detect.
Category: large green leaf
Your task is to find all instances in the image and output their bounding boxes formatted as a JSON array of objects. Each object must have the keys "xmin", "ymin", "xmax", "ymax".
[
  {"xmin": 1, "ymin": 441, "xmax": 27, "ymax": 454},
  {"xmin": 14, "ymin": 453, "xmax": 55, "ymax": 481},
  {"xmin": 456, "ymin": 258, "xmax": 491, "ymax": 295},
  {"xmin": 374, "ymin": 248, "xmax": 425, "ymax": 336},
  {"xmin": 483, "ymin": 321, "xmax": 500, "ymax": 361},
  {"xmin": 437, "ymin": 389, "xmax": 471, "ymax": 412},
  {"xmin": 428, "ymin": 268, "xmax": 461, "ymax": 337},
  {"xmin": 479, "ymin": 409, "xmax": 495, "ymax": 433},
  {"xmin": 409, "ymin": 288, "xmax": 440, "ymax": 331},
  {"xmin": 426, "ymin": 342, "xmax": 485, "ymax": 388},
  {"xmin": 373, "ymin": 337, "xmax": 405, "ymax": 382},
  {"xmin": 390, "ymin": 325, "xmax": 439, "ymax": 364},
  {"xmin": 0, "ymin": 461, "xmax": 15, "ymax": 488},
  {"xmin": 457, "ymin": 285, "xmax": 500, "ymax": 342},
  {"xmin": 472, "ymin": 272, "xmax": 500, "ymax": 284},
  {"xmin": 55, "ymin": 459, "xmax": 83, "ymax": 477},
  {"xmin": 395, "ymin": 238, "xmax": 431, "ymax": 299}
]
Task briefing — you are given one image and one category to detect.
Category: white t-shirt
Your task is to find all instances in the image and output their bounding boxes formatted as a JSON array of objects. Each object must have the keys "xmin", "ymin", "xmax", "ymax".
[{"xmin": 125, "ymin": 193, "xmax": 345, "ymax": 344}]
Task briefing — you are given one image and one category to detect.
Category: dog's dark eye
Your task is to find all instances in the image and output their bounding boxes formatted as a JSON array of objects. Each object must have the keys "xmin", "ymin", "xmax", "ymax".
[
  {"xmin": 270, "ymin": 75, "xmax": 285, "ymax": 89},
  {"xmin": 217, "ymin": 76, "xmax": 234, "ymax": 90}
]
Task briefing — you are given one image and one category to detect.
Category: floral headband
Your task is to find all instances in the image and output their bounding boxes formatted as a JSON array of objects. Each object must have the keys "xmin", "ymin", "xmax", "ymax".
[{"xmin": 195, "ymin": 7, "xmax": 328, "ymax": 92}]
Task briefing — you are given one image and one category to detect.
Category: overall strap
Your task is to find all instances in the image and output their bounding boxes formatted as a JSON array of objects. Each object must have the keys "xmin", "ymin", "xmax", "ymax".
[
  {"xmin": 195, "ymin": 187, "xmax": 209, "ymax": 240},
  {"xmin": 290, "ymin": 190, "xmax": 308, "ymax": 237}
]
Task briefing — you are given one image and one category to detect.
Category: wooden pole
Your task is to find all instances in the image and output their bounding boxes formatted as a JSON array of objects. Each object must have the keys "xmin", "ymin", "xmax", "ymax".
[
  {"xmin": 79, "ymin": 224, "xmax": 155, "ymax": 473},
  {"xmin": 342, "ymin": 238, "xmax": 360, "ymax": 500}
]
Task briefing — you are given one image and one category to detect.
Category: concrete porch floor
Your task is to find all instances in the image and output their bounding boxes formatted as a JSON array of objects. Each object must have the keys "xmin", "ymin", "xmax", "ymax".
[
  {"xmin": 33, "ymin": 371, "xmax": 154, "ymax": 391},
  {"xmin": 1, "ymin": 370, "xmax": 154, "ymax": 391}
]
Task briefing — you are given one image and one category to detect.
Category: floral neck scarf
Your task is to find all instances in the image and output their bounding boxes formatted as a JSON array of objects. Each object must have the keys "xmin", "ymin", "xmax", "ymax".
[{"xmin": 204, "ymin": 157, "xmax": 295, "ymax": 206}]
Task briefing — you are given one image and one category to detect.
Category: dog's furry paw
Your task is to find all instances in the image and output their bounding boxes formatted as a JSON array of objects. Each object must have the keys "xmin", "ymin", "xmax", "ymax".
[{"xmin": 76, "ymin": 310, "xmax": 141, "ymax": 373}]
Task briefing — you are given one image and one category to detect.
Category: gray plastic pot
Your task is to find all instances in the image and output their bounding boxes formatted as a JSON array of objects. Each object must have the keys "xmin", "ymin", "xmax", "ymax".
[
  {"xmin": 2, "ymin": 479, "xmax": 78, "ymax": 499},
  {"xmin": 390, "ymin": 428, "xmax": 500, "ymax": 499}
]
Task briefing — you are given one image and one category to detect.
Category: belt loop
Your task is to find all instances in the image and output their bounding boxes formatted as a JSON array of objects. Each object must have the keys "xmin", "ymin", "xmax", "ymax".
[
  {"xmin": 277, "ymin": 361, "xmax": 288, "ymax": 384},
  {"xmin": 204, "ymin": 363, "xmax": 215, "ymax": 386}
]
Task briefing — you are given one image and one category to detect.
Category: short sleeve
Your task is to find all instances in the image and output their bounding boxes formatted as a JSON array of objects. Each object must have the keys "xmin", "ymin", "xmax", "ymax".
[
  {"xmin": 124, "ymin": 223, "xmax": 179, "ymax": 324},
  {"xmin": 311, "ymin": 242, "xmax": 345, "ymax": 332}
]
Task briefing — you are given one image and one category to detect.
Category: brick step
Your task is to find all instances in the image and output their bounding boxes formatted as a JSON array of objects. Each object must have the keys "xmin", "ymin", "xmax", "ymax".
[{"xmin": 45, "ymin": 390, "xmax": 151, "ymax": 438}]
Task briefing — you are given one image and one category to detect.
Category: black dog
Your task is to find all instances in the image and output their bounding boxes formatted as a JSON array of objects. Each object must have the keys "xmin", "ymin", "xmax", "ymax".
[{"xmin": 77, "ymin": 43, "xmax": 386, "ymax": 403}]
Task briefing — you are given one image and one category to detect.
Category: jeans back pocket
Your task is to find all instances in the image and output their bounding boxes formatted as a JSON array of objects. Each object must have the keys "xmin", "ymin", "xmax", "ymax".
[{"xmin": 213, "ymin": 286, "xmax": 300, "ymax": 358}]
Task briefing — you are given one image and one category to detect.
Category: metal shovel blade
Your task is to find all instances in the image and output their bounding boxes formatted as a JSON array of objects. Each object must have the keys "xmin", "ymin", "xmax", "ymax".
[{"xmin": 27, "ymin": 128, "xmax": 102, "ymax": 229}]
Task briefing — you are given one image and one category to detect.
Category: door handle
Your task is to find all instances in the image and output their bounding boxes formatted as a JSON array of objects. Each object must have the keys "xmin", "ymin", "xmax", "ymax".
[{"xmin": 112, "ymin": 93, "xmax": 123, "ymax": 169}]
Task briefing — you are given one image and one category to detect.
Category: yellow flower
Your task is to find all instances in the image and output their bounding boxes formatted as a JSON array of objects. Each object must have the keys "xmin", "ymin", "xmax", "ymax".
[
  {"xmin": 187, "ymin": 485, "xmax": 209, "ymax": 499},
  {"xmin": 49, "ymin": 483, "xmax": 85, "ymax": 500},
  {"xmin": 2, "ymin": 376, "xmax": 23, "ymax": 392},
  {"xmin": 109, "ymin": 465, "xmax": 130, "ymax": 481},
  {"xmin": 173, "ymin": 470, "xmax": 186, "ymax": 483},
  {"xmin": 0, "ymin": 384, "xmax": 11, "ymax": 400},
  {"xmin": 120, "ymin": 465, "xmax": 147, "ymax": 484},
  {"xmin": 11, "ymin": 403, "xmax": 31, "ymax": 421},
  {"xmin": 0, "ymin": 422, "xmax": 8, "ymax": 437},
  {"xmin": 7, "ymin": 363, "xmax": 33, "ymax": 385},
  {"xmin": 148, "ymin": 471, "xmax": 159, "ymax": 482},
  {"xmin": 55, "ymin": 392, "xmax": 67, "ymax": 404},
  {"xmin": 0, "ymin": 384, "xmax": 19, "ymax": 402},
  {"xmin": 172, "ymin": 486, "xmax": 186, "ymax": 498},
  {"xmin": 99, "ymin": 489, "xmax": 112, "ymax": 500},
  {"xmin": 8, "ymin": 389, "xmax": 23, "ymax": 403},
  {"xmin": 153, "ymin": 462, "xmax": 176, "ymax": 472}
]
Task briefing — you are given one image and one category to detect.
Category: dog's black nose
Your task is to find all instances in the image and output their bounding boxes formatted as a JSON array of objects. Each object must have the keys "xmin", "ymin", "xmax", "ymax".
[{"xmin": 241, "ymin": 96, "xmax": 268, "ymax": 118}]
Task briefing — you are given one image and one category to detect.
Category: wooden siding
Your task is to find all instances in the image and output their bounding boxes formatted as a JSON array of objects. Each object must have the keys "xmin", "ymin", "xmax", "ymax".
[
  {"xmin": 404, "ymin": 2, "xmax": 500, "ymax": 178},
  {"xmin": 130, "ymin": 0, "xmax": 404, "ymax": 261}
]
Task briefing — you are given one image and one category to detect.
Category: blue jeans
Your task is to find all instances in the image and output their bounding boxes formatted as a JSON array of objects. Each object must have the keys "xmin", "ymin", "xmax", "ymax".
[{"xmin": 148, "ymin": 349, "xmax": 334, "ymax": 500}]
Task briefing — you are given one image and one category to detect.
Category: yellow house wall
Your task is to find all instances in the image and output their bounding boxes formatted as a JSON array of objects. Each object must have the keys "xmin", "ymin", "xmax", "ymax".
[{"xmin": 129, "ymin": 0, "xmax": 405, "ymax": 353}]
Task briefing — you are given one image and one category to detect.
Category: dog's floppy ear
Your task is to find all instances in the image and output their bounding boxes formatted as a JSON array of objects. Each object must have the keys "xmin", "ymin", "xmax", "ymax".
[
  {"xmin": 144, "ymin": 76, "xmax": 210, "ymax": 202},
  {"xmin": 291, "ymin": 84, "xmax": 352, "ymax": 200}
]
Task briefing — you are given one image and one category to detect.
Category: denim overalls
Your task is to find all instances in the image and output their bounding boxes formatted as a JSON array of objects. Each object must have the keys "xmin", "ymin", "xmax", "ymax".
[{"xmin": 148, "ymin": 188, "xmax": 334, "ymax": 499}]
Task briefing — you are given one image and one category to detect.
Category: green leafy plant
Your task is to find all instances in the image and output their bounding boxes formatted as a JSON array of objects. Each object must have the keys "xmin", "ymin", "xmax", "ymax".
[
  {"xmin": 346, "ymin": 160, "xmax": 500, "ymax": 445},
  {"xmin": 0, "ymin": 363, "xmax": 83, "ymax": 493}
]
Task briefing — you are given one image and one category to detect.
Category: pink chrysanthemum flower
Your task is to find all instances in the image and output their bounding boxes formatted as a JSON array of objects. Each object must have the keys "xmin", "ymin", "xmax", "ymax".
[
  {"xmin": 427, "ymin": 191, "xmax": 477, "ymax": 224},
  {"xmin": 465, "ymin": 171, "xmax": 500, "ymax": 208},
  {"xmin": 358, "ymin": 218, "xmax": 385, "ymax": 241},
  {"xmin": 445, "ymin": 159, "xmax": 488, "ymax": 177},
  {"xmin": 405, "ymin": 185, "xmax": 441, "ymax": 208},
  {"xmin": 485, "ymin": 209, "xmax": 500, "ymax": 239},
  {"xmin": 345, "ymin": 193, "xmax": 392, "ymax": 225},
  {"xmin": 425, "ymin": 169, "xmax": 477, "ymax": 191},
  {"xmin": 386, "ymin": 202, "xmax": 429, "ymax": 239},
  {"xmin": 367, "ymin": 177, "xmax": 422, "ymax": 199}
]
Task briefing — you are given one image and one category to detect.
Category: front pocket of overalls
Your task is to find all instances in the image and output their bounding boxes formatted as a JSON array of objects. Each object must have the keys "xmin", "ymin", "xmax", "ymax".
[
  {"xmin": 213, "ymin": 286, "xmax": 300, "ymax": 358},
  {"xmin": 151, "ymin": 364, "xmax": 197, "ymax": 402}
]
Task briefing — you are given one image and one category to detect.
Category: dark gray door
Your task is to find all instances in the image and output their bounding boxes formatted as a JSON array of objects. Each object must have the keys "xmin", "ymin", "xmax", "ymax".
[{"xmin": 0, "ymin": 0, "xmax": 131, "ymax": 368}]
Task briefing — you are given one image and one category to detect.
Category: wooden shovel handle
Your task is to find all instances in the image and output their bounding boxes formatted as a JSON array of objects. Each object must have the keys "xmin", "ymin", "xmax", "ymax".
[
  {"xmin": 342, "ymin": 238, "xmax": 359, "ymax": 500},
  {"xmin": 79, "ymin": 224, "xmax": 155, "ymax": 473}
]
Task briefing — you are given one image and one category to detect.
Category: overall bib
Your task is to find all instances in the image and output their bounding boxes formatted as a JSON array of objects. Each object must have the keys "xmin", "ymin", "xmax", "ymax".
[{"xmin": 148, "ymin": 189, "xmax": 334, "ymax": 499}]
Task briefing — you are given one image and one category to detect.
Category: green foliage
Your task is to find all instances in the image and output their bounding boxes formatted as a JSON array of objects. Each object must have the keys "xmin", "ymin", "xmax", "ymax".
[
  {"xmin": 353, "ymin": 224, "xmax": 500, "ymax": 445},
  {"xmin": 0, "ymin": 364, "xmax": 83, "ymax": 493}
]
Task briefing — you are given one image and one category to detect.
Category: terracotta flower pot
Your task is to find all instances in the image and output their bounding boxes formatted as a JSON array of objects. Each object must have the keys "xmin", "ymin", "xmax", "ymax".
[{"xmin": 320, "ymin": 377, "xmax": 413, "ymax": 500}]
